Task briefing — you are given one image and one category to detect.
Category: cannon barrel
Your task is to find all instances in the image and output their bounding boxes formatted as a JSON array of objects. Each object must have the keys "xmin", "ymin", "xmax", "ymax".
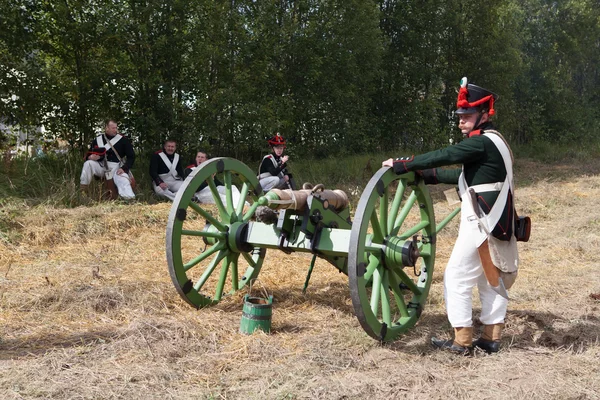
[{"xmin": 265, "ymin": 187, "xmax": 349, "ymax": 211}]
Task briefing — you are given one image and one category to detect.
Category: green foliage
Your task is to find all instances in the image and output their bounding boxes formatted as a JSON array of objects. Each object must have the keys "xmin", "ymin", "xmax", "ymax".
[
  {"xmin": 0, "ymin": 0, "xmax": 598, "ymax": 159},
  {"xmin": 513, "ymin": 137, "xmax": 600, "ymax": 164}
]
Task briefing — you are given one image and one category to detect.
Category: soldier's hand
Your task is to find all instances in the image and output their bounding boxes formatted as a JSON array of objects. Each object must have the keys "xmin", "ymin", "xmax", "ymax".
[
  {"xmin": 281, "ymin": 155, "xmax": 289, "ymax": 163},
  {"xmin": 89, "ymin": 154, "xmax": 100, "ymax": 161},
  {"xmin": 418, "ymin": 169, "xmax": 438, "ymax": 184},
  {"xmin": 116, "ymin": 168, "xmax": 125, "ymax": 175},
  {"xmin": 159, "ymin": 182, "xmax": 168, "ymax": 190},
  {"xmin": 382, "ymin": 158, "xmax": 394, "ymax": 167},
  {"xmin": 284, "ymin": 175, "xmax": 289, "ymax": 182}
]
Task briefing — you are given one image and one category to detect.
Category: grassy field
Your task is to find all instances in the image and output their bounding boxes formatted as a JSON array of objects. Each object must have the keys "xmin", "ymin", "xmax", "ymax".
[{"xmin": 1, "ymin": 155, "xmax": 600, "ymax": 399}]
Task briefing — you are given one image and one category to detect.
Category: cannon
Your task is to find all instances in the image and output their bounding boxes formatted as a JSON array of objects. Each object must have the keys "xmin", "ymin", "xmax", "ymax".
[{"xmin": 166, "ymin": 158, "xmax": 460, "ymax": 341}]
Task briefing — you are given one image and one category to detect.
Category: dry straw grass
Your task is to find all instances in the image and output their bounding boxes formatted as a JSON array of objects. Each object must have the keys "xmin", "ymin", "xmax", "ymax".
[{"xmin": 1, "ymin": 160, "xmax": 600, "ymax": 399}]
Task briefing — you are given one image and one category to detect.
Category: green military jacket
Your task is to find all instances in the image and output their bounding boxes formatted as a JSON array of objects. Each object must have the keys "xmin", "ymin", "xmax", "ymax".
[{"xmin": 392, "ymin": 123, "xmax": 515, "ymax": 240}]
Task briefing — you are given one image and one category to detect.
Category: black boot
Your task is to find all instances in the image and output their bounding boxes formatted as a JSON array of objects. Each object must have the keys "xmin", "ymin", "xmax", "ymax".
[
  {"xmin": 431, "ymin": 337, "xmax": 473, "ymax": 356},
  {"xmin": 473, "ymin": 338, "xmax": 500, "ymax": 354}
]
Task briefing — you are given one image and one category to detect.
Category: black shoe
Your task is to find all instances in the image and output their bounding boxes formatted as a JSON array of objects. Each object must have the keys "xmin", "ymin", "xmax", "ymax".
[
  {"xmin": 431, "ymin": 337, "xmax": 473, "ymax": 356},
  {"xmin": 473, "ymin": 338, "xmax": 500, "ymax": 354}
]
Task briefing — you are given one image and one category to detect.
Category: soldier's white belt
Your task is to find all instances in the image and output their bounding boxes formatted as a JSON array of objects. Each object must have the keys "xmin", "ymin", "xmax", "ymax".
[{"xmin": 470, "ymin": 182, "xmax": 503, "ymax": 193}]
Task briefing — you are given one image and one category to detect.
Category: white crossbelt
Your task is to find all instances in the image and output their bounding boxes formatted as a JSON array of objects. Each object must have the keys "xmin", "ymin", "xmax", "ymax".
[
  {"xmin": 470, "ymin": 182, "xmax": 503, "ymax": 193},
  {"xmin": 458, "ymin": 130, "xmax": 514, "ymax": 237},
  {"xmin": 158, "ymin": 152, "xmax": 180, "ymax": 179},
  {"xmin": 96, "ymin": 134, "xmax": 122, "ymax": 150}
]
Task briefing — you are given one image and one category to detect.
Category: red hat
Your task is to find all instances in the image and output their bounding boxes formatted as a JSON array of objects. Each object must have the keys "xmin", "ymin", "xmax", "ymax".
[
  {"xmin": 268, "ymin": 133, "xmax": 286, "ymax": 147},
  {"xmin": 456, "ymin": 77, "xmax": 498, "ymax": 115}
]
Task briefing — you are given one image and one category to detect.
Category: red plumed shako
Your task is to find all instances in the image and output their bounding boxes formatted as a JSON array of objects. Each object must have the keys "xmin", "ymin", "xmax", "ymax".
[
  {"xmin": 268, "ymin": 133, "xmax": 286, "ymax": 147},
  {"xmin": 456, "ymin": 77, "xmax": 498, "ymax": 115}
]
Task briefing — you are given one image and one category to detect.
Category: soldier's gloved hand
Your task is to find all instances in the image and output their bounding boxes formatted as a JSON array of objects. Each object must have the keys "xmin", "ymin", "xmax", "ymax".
[
  {"xmin": 392, "ymin": 156, "xmax": 413, "ymax": 174},
  {"xmin": 417, "ymin": 169, "xmax": 438, "ymax": 184}
]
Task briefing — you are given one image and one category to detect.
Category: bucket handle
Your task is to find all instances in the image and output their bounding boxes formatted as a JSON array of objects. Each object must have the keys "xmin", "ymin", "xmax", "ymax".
[{"xmin": 247, "ymin": 279, "xmax": 270, "ymax": 301}]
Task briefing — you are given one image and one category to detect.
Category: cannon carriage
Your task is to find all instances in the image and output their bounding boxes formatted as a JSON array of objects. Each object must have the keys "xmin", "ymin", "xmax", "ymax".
[{"xmin": 166, "ymin": 157, "xmax": 460, "ymax": 342}]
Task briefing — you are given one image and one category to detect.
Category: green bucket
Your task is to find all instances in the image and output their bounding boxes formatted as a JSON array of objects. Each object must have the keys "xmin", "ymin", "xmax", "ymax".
[{"xmin": 240, "ymin": 294, "xmax": 273, "ymax": 335}]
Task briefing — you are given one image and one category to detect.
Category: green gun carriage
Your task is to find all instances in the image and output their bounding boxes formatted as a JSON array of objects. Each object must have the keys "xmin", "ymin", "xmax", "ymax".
[{"xmin": 166, "ymin": 158, "xmax": 460, "ymax": 341}]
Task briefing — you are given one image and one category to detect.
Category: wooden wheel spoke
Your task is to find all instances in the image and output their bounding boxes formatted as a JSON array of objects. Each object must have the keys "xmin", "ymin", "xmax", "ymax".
[
  {"xmin": 363, "ymin": 254, "xmax": 380, "ymax": 282},
  {"xmin": 418, "ymin": 244, "xmax": 431, "ymax": 258},
  {"xmin": 213, "ymin": 254, "xmax": 231, "ymax": 301},
  {"xmin": 398, "ymin": 220, "xmax": 430, "ymax": 240},
  {"xmin": 242, "ymin": 251, "xmax": 257, "ymax": 268},
  {"xmin": 193, "ymin": 249, "xmax": 229, "ymax": 292},
  {"xmin": 181, "ymin": 229, "xmax": 226, "ymax": 239},
  {"xmin": 388, "ymin": 271, "xmax": 410, "ymax": 318},
  {"xmin": 223, "ymin": 171, "xmax": 235, "ymax": 214},
  {"xmin": 370, "ymin": 268, "xmax": 382, "ymax": 315},
  {"xmin": 230, "ymin": 254, "xmax": 239, "ymax": 292},
  {"xmin": 380, "ymin": 270, "xmax": 392, "ymax": 326},
  {"xmin": 390, "ymin": 267, "xmax": 421, "ymax": 296},
  {"xmin": 236, "ymin": 182, "xmax": 250, "ymax": 216},
  {"xmin": 183, "ymin": 242, "xmax": 226, "ymax": 271},
  {"xmin": 387, "ymin": 180, "xmax": 406, "ymax": 231},
  {"xmin": 391, "ymin": 191, "xmax": 417, "ymax": 235},
  {"xmin": 243, "ymin": 202, "xmax": 261, "ymax": 223},
  {"xmin": 207, "ymin": 178, "xmax": 229, "ymax": 220},
  {"xmin": 379, "ymin": 187, "xmax": 389, "ymax": 236},
  {"xmin": 188, "ymin": 202, "xmax": 227, "ymax": 232},
  {"xmin": 436, "ymin": 206, "xmax": 461, "ymax": 234},
  {"xmin": 370, "ymin": 210, "xmax": 384, "ymax": 243}
]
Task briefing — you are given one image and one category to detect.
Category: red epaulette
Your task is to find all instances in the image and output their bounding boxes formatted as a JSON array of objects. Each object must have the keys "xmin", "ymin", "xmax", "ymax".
[{"xmin": 185, "ymin": 164, "xmax": 196, "ymax": 170}]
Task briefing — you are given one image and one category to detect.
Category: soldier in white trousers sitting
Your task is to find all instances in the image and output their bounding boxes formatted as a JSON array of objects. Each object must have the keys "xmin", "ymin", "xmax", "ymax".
[
  {"xmin": 149, "ymin": 139, "xmax": 185, "ymax": 201},
  {"xmin": 80, "ymin": 120, "xmax": 136, "ymax": 200},
  {"xmin": 184, "ymin": 151, "xmax": 244, "ymax": 205}
]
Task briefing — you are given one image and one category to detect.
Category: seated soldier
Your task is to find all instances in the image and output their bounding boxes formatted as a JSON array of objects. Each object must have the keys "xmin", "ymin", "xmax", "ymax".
[
  {"xmin": 80, "ymin": 119, "xmax": 135, "ymax": 200},
  {"xmin": 185, "ymin": 151, "xmax": 243, "ymax": 205},
  {"xmin": 258, "ymin": 133, "xmax": 296, "ymax": 191},
  {"xmin": 149, "ymin": 139, "xmax": 184, "ymax": 201}
]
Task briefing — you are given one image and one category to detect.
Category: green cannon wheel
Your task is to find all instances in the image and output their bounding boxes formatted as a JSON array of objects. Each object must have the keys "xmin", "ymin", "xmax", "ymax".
[
  {"xmin": 166, "ymin": 157, "xmax": 265, "ymax": 308},
  {"xmin": 348, "ymin": 167, "xmax": 437, "ymax": 341}
]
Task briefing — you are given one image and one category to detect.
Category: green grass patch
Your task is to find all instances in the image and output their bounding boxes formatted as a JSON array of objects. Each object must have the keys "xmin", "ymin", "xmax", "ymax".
[{"xmin": 2, "ymin": 138, "xmax": 600, "ymax": 208}]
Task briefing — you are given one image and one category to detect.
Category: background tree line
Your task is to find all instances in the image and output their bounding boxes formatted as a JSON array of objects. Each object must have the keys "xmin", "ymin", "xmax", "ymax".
[{"xmin": 1, "ymin": 0, "xmax": 598, "ymax": 163}]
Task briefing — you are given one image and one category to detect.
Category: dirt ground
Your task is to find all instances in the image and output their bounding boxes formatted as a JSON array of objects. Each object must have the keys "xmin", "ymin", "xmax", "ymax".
[{"xmin": 1, "ymin": 160, "xmax": 599, "ymax": 399}]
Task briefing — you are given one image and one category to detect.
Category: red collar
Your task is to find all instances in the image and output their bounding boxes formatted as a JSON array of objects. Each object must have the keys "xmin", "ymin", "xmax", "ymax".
[{"xmin": 468, "ymin": 129, "xmax": 482, "ymax": 138}]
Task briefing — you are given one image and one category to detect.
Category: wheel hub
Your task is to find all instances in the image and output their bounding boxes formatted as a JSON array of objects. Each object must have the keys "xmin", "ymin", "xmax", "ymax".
[
  {"xmin": 384, "ymin": 234, "xmax": 421, "ymax": 270},
  {"xmin": 227, "ymin": 221, "xmax": 253, "ymax": 253}
]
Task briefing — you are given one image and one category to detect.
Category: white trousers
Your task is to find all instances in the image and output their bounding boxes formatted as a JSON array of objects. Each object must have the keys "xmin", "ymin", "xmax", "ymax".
[
  {"xmin": 194, "ymin": 185, "xmax": 243, "ymax": 206},
  {"xmin": 444, "ymin": 200, "xmax": 509, "ymax": 327},
  {"xmin": 152, "ymin": 174, "xmax": 183, "ymax": 201},
  {"xmin": 259, "ymin": 175, "xmax": 287, "ymax": 191},
  {"xmin": 80, "ymin": 160, "xmax": 135, "ymax": 200}
]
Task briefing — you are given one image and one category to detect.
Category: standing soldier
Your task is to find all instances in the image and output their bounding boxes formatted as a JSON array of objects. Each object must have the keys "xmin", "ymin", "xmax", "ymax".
[
  {"xmin": 383, "ymin": 77, "xmax": 519, "ymax": 355},
  {"xmin": 258, "ymin": 133, "xmax": 296, "ymax": 191},
  {"xmin": 80, "ymin": 119, "xmax": 136, "ymax": 200},
  {"xmin": 149, "ymin": 139, "xmax": 184, "ymax": 201}
]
